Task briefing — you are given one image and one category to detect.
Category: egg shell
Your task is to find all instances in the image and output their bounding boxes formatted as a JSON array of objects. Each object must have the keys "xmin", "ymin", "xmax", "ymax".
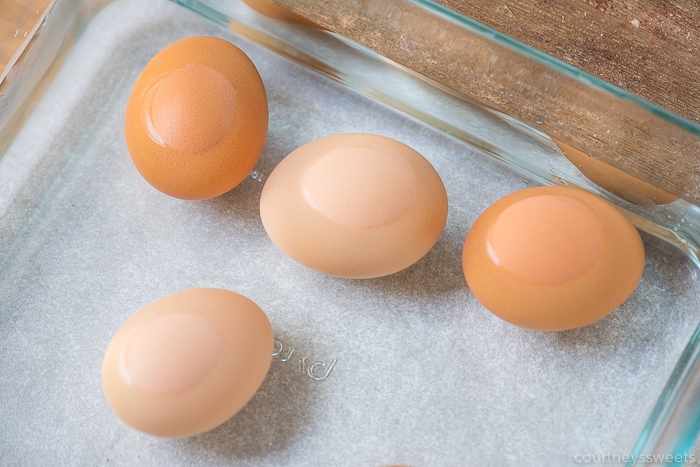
[
  {"xmin": 259, "ymin": 133, "xmax": 448, "ymax": 278},
  {"xmin": 124, "ymin": 36, "xmax": 268, "ymax": 200},
  {"xmin": 554, "ymin": 139, "xmax": 677, "ymax": 205},
  {"xmin": 102, "ymin": 288, "xmax": 273, "ymax": 438},
  {"xmin": 242, "ymin": 0, "xmax": 320, "ymax": 27},
  {"xmin": 463, "ymin": 186, "xmax": 645, "ymax": 331}
]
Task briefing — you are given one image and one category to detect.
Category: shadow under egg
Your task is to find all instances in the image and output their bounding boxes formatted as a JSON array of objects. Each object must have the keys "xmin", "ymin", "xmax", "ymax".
[
  {"xmin": 353, "ymin": 228, "xmax": 467, "ymax": 299},
  {"xmin": 179, "ymin": 350, "xmax": 318, "ymax": 458}
]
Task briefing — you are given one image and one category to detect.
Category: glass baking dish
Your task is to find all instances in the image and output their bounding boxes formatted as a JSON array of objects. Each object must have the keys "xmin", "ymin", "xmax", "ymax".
[{"xmin": 1, "ymin": 0, "xmax": 700, "ymax": 465}]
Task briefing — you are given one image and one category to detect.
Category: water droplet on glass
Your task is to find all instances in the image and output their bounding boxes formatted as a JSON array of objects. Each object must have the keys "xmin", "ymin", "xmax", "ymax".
[{"xmin": 249, "ymin": 170, "xmax": 264, "ymax": 182}]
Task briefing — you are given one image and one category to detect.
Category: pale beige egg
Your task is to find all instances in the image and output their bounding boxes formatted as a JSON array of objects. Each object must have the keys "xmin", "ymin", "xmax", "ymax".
[
  {"xmin": 102, "ymin": 288, "xmax": 273, "ymax": 437},
  {"xmin": 260, "ymin": 133, "xmax": 448, "ymax": 278}
]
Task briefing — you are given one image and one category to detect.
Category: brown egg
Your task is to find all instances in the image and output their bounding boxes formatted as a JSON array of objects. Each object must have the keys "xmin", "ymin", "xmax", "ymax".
[
  {"xmin": 125, "ymin": 36, "xmax": 268, "ymax": 200},
  {"xmin": 260, "ymin": 133, "xmax": 448, "ymax": 278},
  {"xmin": 242, "ymin": 0, "xmax": 320, "ymax": 27},
  {"xmin": 463, "ymin": 186, "xmax": 645, "ymax": 331},
  {"xmin": 102, "ymin": 289, "xmax": 273, "ymax": 438},
  {"xmin": 554, "ymin": 139, "xmax": 677, "ymax": 205}
]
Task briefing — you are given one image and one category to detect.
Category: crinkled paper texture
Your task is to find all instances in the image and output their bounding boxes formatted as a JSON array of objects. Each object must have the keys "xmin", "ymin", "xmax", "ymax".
[{"xmin": 0, "ymin": 1, "xmax": 698, "ymax": 465}]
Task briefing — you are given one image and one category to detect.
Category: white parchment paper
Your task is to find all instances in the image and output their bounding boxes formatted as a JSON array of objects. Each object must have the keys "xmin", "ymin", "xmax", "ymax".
[{"xmin": 1, "ymin": 1, "xmax": 699, "ymax": 465}]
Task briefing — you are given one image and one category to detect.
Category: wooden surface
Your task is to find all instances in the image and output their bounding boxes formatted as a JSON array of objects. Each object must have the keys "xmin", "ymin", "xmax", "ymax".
[
  {"xmin": 435, "ymin": 0, "xmax": 700, "ymax": 125},
  {"xmin": 272, "ymin": 0, "xmax": 700, "ymax": 204},
  {"xmin": 0, "ymin": 0, "xmax": 53, "ymax": 77}
]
